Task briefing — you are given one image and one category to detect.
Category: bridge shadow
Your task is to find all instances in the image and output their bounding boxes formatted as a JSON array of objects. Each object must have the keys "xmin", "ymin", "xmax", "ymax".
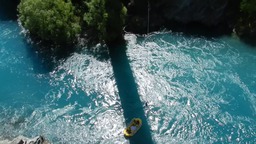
[{"xmin": 108, "ymin": 44, "xmax": 154, "ymax": 144}]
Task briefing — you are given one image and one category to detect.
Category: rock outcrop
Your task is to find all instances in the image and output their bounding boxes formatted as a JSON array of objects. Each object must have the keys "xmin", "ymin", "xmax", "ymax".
[{"xmin": 0, "ymin": 135, "xmax": 49, "ymax": 144}]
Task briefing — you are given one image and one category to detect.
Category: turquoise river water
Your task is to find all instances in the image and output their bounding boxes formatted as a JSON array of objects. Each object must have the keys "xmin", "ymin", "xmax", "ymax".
[{"xmin": 0, "ymin": 20, "xmax": 256, "ymax": 143}]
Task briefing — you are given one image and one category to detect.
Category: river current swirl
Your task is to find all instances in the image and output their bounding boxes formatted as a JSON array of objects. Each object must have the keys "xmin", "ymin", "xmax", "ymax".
[{"xmin": 0, "ymin": 21, "xmax": 256, "ymax": 143}]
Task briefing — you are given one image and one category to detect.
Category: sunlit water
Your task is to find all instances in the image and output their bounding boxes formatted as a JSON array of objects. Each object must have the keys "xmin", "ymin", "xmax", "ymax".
[{"xmin": 1, "ymin": 20, "xmax": 256, "ymax": 143}]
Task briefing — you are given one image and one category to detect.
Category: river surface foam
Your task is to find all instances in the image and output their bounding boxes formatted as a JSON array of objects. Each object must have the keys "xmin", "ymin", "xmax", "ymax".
[{"xmin": 0, "ymin": 21, "xmax": 256, "ymax": 143}]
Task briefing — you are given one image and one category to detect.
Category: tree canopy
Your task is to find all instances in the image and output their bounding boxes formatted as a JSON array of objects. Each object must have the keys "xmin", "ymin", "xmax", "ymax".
[
  {"xmin": 240, "ymin": 0, "xmax": 256, "ymax": 16},
  {"xmin": 236, "ymin": 0, "xmax": 256, "ymax": 38},
  {"xmin": 18, "ymin": 0, "xmax": 254, "ymax": 46},
  {"xmin": 18, "ymin": 0, "xmax": 81, "ymax": 45},
  {"xmin": 84, "ymin": 0, "xmax": 127, "ymax": 44}
]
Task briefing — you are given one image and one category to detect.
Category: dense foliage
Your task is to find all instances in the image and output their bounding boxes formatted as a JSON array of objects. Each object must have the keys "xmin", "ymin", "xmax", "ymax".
[
  {"xmin": 235, "ymin": 0, "xmax": 256, "ymax": 38},
  {"xmin": 84, "ymin": 0, "xmax": 108, "ymax": 42},
  {"xmin": 240, "ymin": 0, "xmax": 256, "ymax": 16},
  {"xmin": 18, "ymin": 0, "xmax": 81, "ymax": 45},
  {"xmin": 17, "ymin": 0, "xmax": 255, "ymax": 46},
  {"xmin": 84, "ymin": 0, "xmax": 127, "ymax": 43}
]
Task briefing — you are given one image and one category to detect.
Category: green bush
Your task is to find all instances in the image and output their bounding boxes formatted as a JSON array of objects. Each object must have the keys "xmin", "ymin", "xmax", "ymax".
[
  {"xmin": 18, "ymin": 0, "xmax": 81, "ymax": 45},
  {"xmin": 84, "ymin": 0, "xmax": 127, "ymax": 44},
  {"xmin": 240, "ymin": 0, "xmax": 256, "ymax": 16},
  {"xmin": 84, "ymin": 0, "xmax": 108, "ymax": 42},
  {"xmin": 235, "ymin": 0, "xmax": 256, "ymax": 39}
]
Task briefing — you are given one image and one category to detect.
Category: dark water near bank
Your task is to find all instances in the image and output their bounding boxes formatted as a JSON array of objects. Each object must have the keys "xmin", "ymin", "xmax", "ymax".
[{"xmin": 0, "ymin": 19, "xmax": 256, "ymax": 143}]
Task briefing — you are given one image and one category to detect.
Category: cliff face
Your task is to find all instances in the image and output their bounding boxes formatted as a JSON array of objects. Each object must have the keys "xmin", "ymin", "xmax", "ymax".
[
  {"xmin": 157, "ymin": 0, "xmax": 228, "ymax": 25},
  {"xmin": 126, "ymin": 0, "xmax": 241, "ymax": 34}
]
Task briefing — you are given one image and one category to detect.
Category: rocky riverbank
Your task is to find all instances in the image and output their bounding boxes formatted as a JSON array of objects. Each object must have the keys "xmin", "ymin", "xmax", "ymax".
[
  {"xmin": 125, "ymin": 0, "xmax": 241, "ymax": 34},
  {"xmin": 2, "ymin": 0, "xmax": 254, "ymax": 45},
  {"xmin": 0, "ymin": 135, "xmax": 49, "ymax": 144}
]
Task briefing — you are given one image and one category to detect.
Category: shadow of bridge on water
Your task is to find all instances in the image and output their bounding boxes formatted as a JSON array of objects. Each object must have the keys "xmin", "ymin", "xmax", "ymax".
[{"xmin": 108, "ymin": 44, "xmax": 154, "ymax": 144}]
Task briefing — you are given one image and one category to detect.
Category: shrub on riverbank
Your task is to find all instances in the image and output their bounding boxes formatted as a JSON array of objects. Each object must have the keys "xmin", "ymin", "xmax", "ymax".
[
  {"xmin": 235, "ymin": 0, "xmax": 256, "ymax": 40},
  {"xmin": 84, "ymin": 0, "xmax": 127, "ymax": 44},
  {"xmin": 18, "ymin": 0, "xmax": 81, "ymax": 46},
  {"xmin": 18, "ymin": 0, "xmax": 127, "ymax": 46},
  {"xmin": 17, "ymin": 0, "xmax": 255, "ymax": 46}
]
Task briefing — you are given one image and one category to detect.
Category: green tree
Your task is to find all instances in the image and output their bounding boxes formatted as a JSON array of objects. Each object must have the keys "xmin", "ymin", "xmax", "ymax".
[
  {"xmin": 18, "ymin": 0, "xmax": 81, "ymax": 45},
  {"xmin": 235, "ymin": 0, "xmax": 256, "ymax": 39},
  {"xmin": 84, "ymin": 0, "xmax": 108, "ymax": 42},
  {"xmin": 240, "ymin": 0, "xmax": 256, "ymax": 16},
  {"xmin": 84, "ymin": 0, "xmax": 127, "ymax": 44}
]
